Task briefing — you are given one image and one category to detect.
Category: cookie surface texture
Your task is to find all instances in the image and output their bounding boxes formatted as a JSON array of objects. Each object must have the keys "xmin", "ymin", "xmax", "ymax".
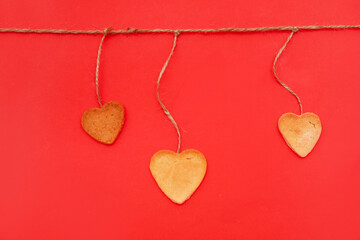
[
  {"xmin": 150, "ymin": 149, "xmax": 207, "ymax": 204},
  {"xmin": 278, "ymin": 112, "xmax": 321, "ymax": 157},
  {"xmin": 81, "ymin": 101, "xmax": 125, "ymax": 144}
]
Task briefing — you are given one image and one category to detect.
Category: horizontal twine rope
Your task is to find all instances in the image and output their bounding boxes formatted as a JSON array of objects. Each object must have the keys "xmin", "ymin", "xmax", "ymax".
[{"xmin": 1, "ymin": 25, "xmax": 360, "ymax": 35}]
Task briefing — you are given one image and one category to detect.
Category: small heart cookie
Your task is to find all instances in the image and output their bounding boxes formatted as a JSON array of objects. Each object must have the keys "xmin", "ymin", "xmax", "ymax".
[
  {"xmin": 81, "ymin": 101, "xmax": 125, "ymax": 144},
  {"xmin": 278, "ymin": 112, "xmax": 322, "ymax": 157},
  {"xmin": 150, "ymin": 149, "xmax": 207, "ymax": 204}
]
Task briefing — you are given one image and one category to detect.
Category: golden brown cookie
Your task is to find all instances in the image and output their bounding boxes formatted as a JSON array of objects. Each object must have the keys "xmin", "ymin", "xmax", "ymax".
[
  {"xmin": 150, "ymin": 149, "xmax": 207, "ymax": 204},
  {"xmin": 81, "ymin": 101, "xmax": 125, "ymax": 144},
  {"xmin": 278, "ymin": 112, "xmax": 321, "ymax": 157}
]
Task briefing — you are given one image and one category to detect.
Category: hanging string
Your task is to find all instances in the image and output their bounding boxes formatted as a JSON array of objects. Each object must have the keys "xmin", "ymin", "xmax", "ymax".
[
  {"xmin": 156, "ymin": 31, "xmax": 181, "ymax": 153},
  {"xmin": 95, "ymin": 27, "xmax": 113, "ymax": 107},
  {"xmin": 273, "ymin": 30, "xmax": 303, "ymax": 114},
  {"xmin": 1, "ymin": 24, "xmax": 360, "ymax": 35},
  {"xmin": 2, "ymin": 24, "xmax": 360, "ymax": 139},
  {"xmin": 2, "ymin": 24, "xmax": 359, "ymax": 113}
]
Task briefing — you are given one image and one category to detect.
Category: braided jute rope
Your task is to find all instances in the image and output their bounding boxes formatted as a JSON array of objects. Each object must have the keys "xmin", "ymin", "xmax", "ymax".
[{"xmin": 2, "ymin": 24, "xmax": 359, "ymax": 151}]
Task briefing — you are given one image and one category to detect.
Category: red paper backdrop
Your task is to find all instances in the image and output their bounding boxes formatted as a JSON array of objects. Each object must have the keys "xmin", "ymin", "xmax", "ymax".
[{"xmin": 1, "ymin": 0, "xmax": 360, "ymax": 239}]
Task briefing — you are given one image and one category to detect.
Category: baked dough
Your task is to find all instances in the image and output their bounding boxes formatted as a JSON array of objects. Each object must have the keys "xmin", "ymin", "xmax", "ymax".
[
  {"xmin": 150, "ymin": 149, "xmax": 207, "ymax": 204},
  {"xmin": 278, "ymin": 112, "xmax": 321, "ymax": 157},
  {"xmin": 81, "ymin": 101, "xmax": 125, "ymax": 144}
]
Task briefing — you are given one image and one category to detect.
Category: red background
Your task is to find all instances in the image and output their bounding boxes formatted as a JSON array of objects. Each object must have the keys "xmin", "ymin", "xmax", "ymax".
[{"xmin": 1, "ymin": 0, "xmax": 360, "ymax": 239}]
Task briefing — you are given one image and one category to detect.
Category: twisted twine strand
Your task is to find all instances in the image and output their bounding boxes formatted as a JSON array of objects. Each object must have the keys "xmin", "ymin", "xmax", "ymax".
[
  {"xmin": 273, "ymin": 30, "xmax": 303, "ymax": 114},
  {"xmin": 95, "ymin": 27, "xmax": 113, "ymax": 107},
  {"xmin": 1, "ymin": 24, "xmax": 360, "ymax": 35},
  {"xmin": 156, "ymin": 31, "xmax": 181, "ymax": 153}
]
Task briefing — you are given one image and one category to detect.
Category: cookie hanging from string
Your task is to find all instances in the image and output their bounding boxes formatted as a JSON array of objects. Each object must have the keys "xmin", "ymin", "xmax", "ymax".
[
  {"xmin": 273, "ymin": 30, "xmax": 322, "ymax": 157},
  {"xmin": 150, "ymin": 149, "xmax": 207, "ymax": 204},
  {"xmin": 149, "ymin": 31, "xmax": 207, "ymax": 204},
  {"xmin": 81, "ymin": 27, "xmax": 125, "ymax": 145}
]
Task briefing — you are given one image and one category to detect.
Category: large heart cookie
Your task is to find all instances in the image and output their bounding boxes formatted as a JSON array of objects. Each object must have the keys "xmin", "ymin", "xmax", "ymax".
[
  {"xmin": 150, "ymin": 149, "xmax": 207, "ymax": 204},
  {"xmin": 81, "ymin": 101, "xmax": 125, "ymax": 144},
  {"xmin": 278, "ymin": 112, "xmax": 322, "ymax": 157}
]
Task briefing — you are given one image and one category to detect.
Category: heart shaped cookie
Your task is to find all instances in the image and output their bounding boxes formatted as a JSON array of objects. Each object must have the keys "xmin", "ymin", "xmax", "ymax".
[
  {"xmin": 150, "ymin": 149, "xmax": 207, "ymax": 204},
  {"xmin": 81, "ymin": 101, "xmax": 125, "ymax": 144},
  {"xmin": 278, "ymin": 112, "xmax": 322, "ymax": 157}
]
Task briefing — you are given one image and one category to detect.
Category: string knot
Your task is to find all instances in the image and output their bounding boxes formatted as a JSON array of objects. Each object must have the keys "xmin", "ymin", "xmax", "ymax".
[
  {"xmin": 104, "ymin": 27, "xmax": 113, "ymax": 36},
  {"xmin": 174, "ymin": 30, "xmax": 180, "ymax": 36},
  {"xmin": 291, "ymin": 27, "xmax": 299, "ymax": 33}
]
